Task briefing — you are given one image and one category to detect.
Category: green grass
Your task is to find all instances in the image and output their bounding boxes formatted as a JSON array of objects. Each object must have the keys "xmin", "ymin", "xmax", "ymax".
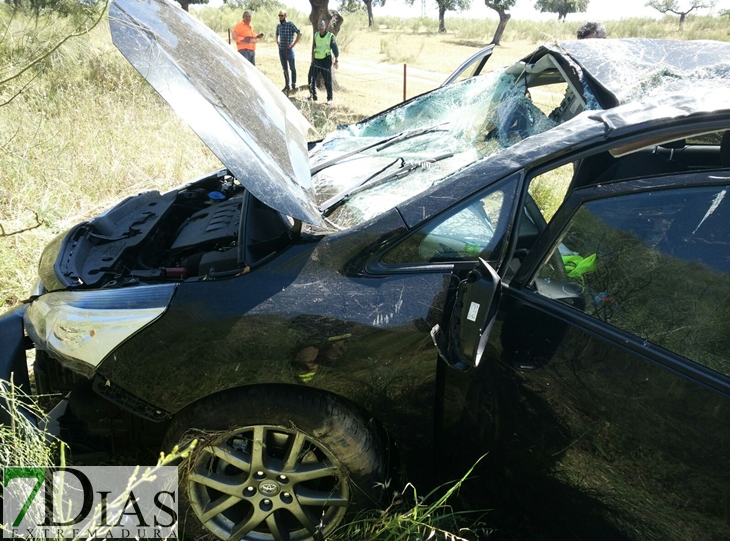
[
  {"xmin": 0, "ymin": 6, "xmax": 222, "ymax": 306},
  {"xmin": 331, "ymin": 462, "xmax": 491, "ymax": 540},
  {"xmin": 376, "ymin": 13, "xmax": 730, "ymax": 43},
  {"xmin": 0, "ymin": 378, "xmax": 60, "ymax": 469},
  {"xmin": 529, "ymin": 164, "xmax": 574, "ymax": 221},
  {"xmin": 380, "ymin": 34, "xmax": 426, "ymax": 63},
  {"xmin": 0, "ymin": 378, "xmax": 198, "ymax": 540}
]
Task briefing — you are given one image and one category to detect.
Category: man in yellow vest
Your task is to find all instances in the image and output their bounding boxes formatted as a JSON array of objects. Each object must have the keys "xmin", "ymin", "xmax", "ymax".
[
  {"xmin": 307, "ymin": 20, "xmax": 339, "ymax": 104},
  {"xmin": 232, "ymin": 11, "xmax": 264, "ymax": 66}
]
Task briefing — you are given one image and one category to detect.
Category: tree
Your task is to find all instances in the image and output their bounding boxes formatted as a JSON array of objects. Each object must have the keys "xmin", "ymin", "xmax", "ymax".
[
  {"xmin": 405, "ymin": 0, "xmax": 470, "ymax": 33},
  {"xmin": 338, "ymin": 0, "xmax": 385, "ymax": 26},
  {"xmin": 175, "ymin": 0, "xmax": 208, "ymax": 11},
  {"xmin": 437, "ymin": 0, "xmax": 472, "ymax": 32},
  {"xmin": 309, "ymin": 0, "xmax": 330, "ymax": 31},
  {"xmin": 534, "ymin": 0, "xmax": 589, "ymax": 21},
  {"xmin": 434, "ymin": 0, "xmax": 471, "ymax": 32},
  {"xmin": 646, "ymin": 0, "xmax": 715, "ymax": 28},
  {"xmin": 485, "ymin": 0, "xmax": 515, "ymax": 45},
  {"xmin": 228, "ymin": 0, "xmax": 284, "ymax": 9}
]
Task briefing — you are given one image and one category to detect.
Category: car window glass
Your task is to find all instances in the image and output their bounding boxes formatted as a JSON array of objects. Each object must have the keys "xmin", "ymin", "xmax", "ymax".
[
  {"xmin": 527, "ymin": 164, "xmax": 574, "ymax": 222},
  {"xmin": 532, "ymin": 185, "xmax": 730, "ymax": 377},
  {"xmin": 383, "ymin": 175, "xmax": 518, "ymax": 265}
]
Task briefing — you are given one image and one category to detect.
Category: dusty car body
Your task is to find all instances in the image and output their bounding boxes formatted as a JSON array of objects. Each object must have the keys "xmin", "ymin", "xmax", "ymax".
[{"xmin": 2, "ymin": 0, "xmax": 730, "ymax": 539}]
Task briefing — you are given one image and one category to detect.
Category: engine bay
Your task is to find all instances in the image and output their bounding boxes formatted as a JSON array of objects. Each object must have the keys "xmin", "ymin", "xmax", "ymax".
[{"xmin": 45, "ymin": 169, "xmax": 302, "ymax": 290}]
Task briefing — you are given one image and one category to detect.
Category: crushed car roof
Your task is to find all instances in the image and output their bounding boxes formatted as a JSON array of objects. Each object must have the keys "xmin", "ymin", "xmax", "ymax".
[{"xmin": 550, "ymin": 38, "xmax": 730, "ymax": 106}]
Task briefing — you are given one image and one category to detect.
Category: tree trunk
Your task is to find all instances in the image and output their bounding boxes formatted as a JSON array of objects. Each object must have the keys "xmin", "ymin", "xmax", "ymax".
[
  {"xmin": 364, "ymin": 0, "xmax": 374, "ymax": 26},
  {"xmin": 489, "ymin": 9, "xmax": 511, "ymax": 46},
  {"xmin": 309, "ymin": 0, "xmax": 329, "ymax": 92},
  {"xmin": 438, "ymin": 5, "xmax": 446, "ymax": 33},
  {"xmin": 329, "ymin": 10, "xmax": 343, "ymax": 90},
  {"xmin": 309, "ymin": 0, "xmax": 330, "ymax": 31},
  {"xmin": 178, "ymin": 0, "xmax": 190, "ymax": 10},
  {"xmin": 328, "ymin": 9, "xmax": 343, "ymax": 34},
  {"xmin": 679, "ymin": 12, "xmax": 686, "ymax": 28}
]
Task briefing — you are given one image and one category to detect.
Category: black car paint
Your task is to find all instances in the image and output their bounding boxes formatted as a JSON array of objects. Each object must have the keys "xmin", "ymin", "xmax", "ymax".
[
  {"xmin": 0, "ymin": 304, "xmax": 30, "ymax": 425},
  {"xmin": 95, "ymin": 208, "xmax": 445, "ymax": 481},
  {"xmin": 25, "ymin": 107, "xmax": 730, "ymax": 518}
]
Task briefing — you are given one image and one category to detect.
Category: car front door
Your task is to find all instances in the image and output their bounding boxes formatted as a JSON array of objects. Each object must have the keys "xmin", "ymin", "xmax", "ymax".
[
  {"xmin": 441, "ymin": 45, "xmax": 495, "ymax": 87},
  {"xmin": 443, "ymin": 170, "xmax": 730, "ymax": 540}
]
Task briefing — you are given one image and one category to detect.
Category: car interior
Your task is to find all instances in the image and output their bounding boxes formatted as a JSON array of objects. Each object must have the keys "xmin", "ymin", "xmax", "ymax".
[
  {"xmin": 571, "ymin": 129, "xmax": 730, "ymax": 192},
  {"xmin": 504, "ymin": 53, "xmax": 588, "ymax": 124},
  {"xmin": 503, "ymin": 129, "xmax": 730, "ymax": 282}
]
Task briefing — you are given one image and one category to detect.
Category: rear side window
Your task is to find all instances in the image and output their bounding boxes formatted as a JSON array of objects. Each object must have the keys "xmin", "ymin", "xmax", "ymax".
[{"xmin": 532, "ymin": 185, "xmax": 730, "ymax": 377}]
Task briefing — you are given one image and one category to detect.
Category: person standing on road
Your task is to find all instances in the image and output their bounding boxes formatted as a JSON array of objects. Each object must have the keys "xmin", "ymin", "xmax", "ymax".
[
  {"xmin": 308, "ymin": 19, "xmax": 339, "ymax": 104},
  {"xmin": 276, "ymin": 10, "xmax": 302, "ymax": 94},
  {"xmin": 232, "ymin": 11, "xmax": 264, "ymax": 66}
]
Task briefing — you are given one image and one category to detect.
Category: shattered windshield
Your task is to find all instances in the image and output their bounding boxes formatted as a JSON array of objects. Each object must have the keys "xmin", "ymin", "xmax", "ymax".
[{"xmin": 311, "ymin": 63, "xmax": 595, "ymax": 229}]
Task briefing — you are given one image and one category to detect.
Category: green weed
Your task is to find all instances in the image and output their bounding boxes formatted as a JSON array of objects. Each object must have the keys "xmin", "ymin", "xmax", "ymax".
[{"xmin": 332, "ymin": 456, "xmax": 491, "ymax": 540}]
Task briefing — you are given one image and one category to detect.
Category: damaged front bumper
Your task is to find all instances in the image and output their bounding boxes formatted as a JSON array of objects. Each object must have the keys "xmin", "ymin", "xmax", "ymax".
[{"xmin": 0, "ymin": 304, "xmax": 33, "ymax": 425}]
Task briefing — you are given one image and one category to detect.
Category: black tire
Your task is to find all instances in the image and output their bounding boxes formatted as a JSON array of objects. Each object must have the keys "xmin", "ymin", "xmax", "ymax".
[{"xmin": 163, "ymin": 385, "xmax": 387, "ymax": 541}]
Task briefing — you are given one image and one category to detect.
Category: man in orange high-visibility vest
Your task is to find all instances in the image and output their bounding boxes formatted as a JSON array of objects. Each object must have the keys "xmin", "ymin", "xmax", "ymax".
[{"xmin": 232, "ymin": 11, "xmax": 264, "ymax": 66}]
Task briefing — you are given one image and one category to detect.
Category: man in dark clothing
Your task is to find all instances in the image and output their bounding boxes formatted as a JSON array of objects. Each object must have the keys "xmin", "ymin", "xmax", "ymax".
[
  {"xmin": 308, "ymin": 20, "xmax": 339, "ymax": 104},
  {"xmin": 276, "ymin": 10, "xmax": 302, "ymax": 94}
]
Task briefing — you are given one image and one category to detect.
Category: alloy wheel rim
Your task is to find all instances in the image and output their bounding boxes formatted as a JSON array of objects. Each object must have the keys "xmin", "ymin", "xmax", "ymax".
[{"xmin": 188, "ymin": 425, "xmax": 350, "ymax": 541}]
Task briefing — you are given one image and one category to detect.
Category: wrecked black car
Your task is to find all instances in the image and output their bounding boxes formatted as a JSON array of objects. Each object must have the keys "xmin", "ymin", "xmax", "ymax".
[{"xmin": 2, "ymin": 0, "xmax": 730, "ymax": 538}]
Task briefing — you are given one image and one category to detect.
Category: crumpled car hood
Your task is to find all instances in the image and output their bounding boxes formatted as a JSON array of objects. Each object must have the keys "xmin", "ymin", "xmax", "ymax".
[
  {"xmin": 556, "ymin": 38, "xmax": 730, "ymax": 106},
  {"xmin": 109, "ymin": 0, "xmax": 324, "ymax": 226}
]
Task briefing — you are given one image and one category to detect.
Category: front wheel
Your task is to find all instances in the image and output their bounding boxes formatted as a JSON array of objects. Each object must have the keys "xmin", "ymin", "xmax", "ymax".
[{"xmin": 163, "ymin": 385, "xmax": 387, "ymax": 541}]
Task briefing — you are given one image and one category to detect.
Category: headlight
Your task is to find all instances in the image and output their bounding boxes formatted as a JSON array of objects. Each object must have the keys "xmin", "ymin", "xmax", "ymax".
[{"xmin": 24, "ymin": 284, "xmax": 177, "ymax": 377}]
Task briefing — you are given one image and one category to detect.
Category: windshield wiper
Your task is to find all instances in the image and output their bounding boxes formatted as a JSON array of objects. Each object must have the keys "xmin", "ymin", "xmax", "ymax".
[
  {"xmin": 310, "ymin": 122, "xmax": 450, "ymax": 176},
  {"xmin": 318, "ymin": 157, "xmax": 403, "ymax": 215},
  {"xmin": 319, "ymin": 152, "xmax": 454, "ymax": 217}
]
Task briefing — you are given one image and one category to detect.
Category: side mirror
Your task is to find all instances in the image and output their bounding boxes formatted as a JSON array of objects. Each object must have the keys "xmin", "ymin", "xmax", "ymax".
[{"xmin": 431, "ymin": 258, "xmax": 501, "ymax": 371}]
